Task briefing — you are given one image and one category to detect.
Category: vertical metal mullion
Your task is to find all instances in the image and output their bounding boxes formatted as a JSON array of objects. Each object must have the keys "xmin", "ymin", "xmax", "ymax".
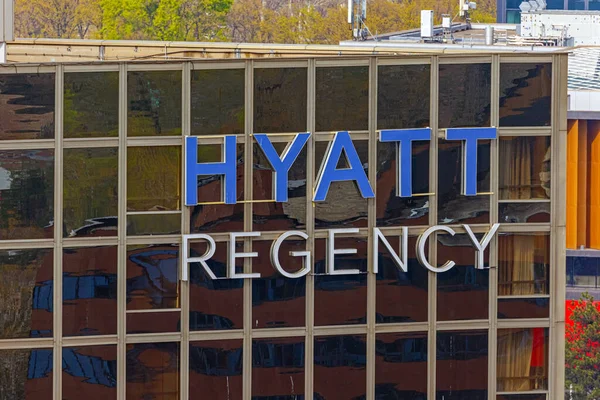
[
  {"xmin": 304, "ymin": 58, "xmax": 316, "ymax": 400},
  {"xmin": 117, "ymin": 63, "xmax": 128, "ymax": 400},
  {"xmin": 427, "ymin": 55, "xmax": 439, "ymax": 400},
  {"xmin": 180, "ymin": 61, "xmax": 191, "ymax": 400},
  {"xmin": 366, "ymin": 56, "xmax": 377, "ymax": 400},
  {"xmin": 53, "ymin": 64, "xmax": 64, "ymax": 400}
]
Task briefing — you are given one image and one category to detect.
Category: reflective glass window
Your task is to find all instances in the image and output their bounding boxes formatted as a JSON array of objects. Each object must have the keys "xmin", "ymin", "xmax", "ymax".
[
  {"xmin": 438, "ymin": 139, "xmax": 490, "ymax": 224},
  {"xmin": 64, "ymin": 72, "xmax": 119, "ymax": 138},
  {"xmin": 127, "ymin": 146, "xmax": 181, "ymax": 211},
  {"xmin": 0, "ymin": 349, "xmax": 52, "ymax": 399},
  {"xmin": 499, "ymin": 137, "xmax": 551, "ymax": 200},
  {"xmin": 499, "ymin": 233, "xmax": 549, "ymax": 296},
  {"xmin": 590, "ymin": 0, "xmax": 600, "ymax": 9},
  {"xmin": 497, "ymin": 328, "xmax": 549, "ymax": 392},
  {"xmin": 63, "ymin": 148, "xmax": 118, "ymax": 238},
  {"xmin": 0, "ymin": 149, "xmax": 54, "ymax": 240},
  {"xmin": 252, "ymin": 142, "xmax": 307, "ymax": 231},
  {"xmin": 315, "ymin": 140, "xmax": 368, "ymax": 229},
  {"xmin": 498, "ymin": 298, "xmax": 550, "ymax": 319},
  {"xmin": 439, "ymin": 63, "xmax": 491, "ymax": 128},
  {"xmin": 316, "ymin": 66, "xmax": 368, "ymax": 132},
  {"xmin": 569, "ymin": 256, "xmax": 599, "ymax": 288},
  {"xmin": 254, "ymin": 68, "xmax": 307, "ymax": 133},
  {"xmin": 190, "ymin": 143, "xmax": 245, "ymax": 233},
  {"xmin": 377, "ymin": 140, "xmax": 429, "ymax": 227},
  {"xmin": 314, "ymin": 335, "xmax": 366, "ymax": 399},
  {"xmin": 252, "ymin": 337, "xmax": 305, "ymax": 399},
  {"xmin": 437, "ymin": 330, "xmax": 488, "ymax": 399},
  {"xmin": 189, "ymin": 241, "xmax": 243, "ymax": 330},
  {"xmin": 546, "ymin": 0, "xmax": 565, "ymax": 7},
  {"xmin": 126, "ymin": 343, "xmax": 179, "ymax": 400},
  {"xmin": 378, "ymin": 64, "xmax": 430, "ymax": 130},
  {"xmin": 499, "ymin": 202, "xmax": 551, "ymax": 223},
  {"xmin": 63, "ymin": 246, "xmax": 117, "ymax": 336},
  {"xmin": 191, "ymin": 69, "xmax": 244, "ymax": 135},
  {"xmin": 127, "ymin": 311, "xmax": 180, "ymax": 334},
  {"xmin": 190, "ymin": 340, "xmax": 243, "ymax": 399},
  {"xmin": 252, "ymin": 239, "xmax": 306, "ymax": 328},
  {"xmin": 506, "ymin": 10, "xmax": 521, "ymax": 24},
  {"xmin": 0, "ymin": 249, "xmax": 53, "ymax": 339},
  {"xmin": 126, "ymin": 244, "xmax": 179, "ymax": 310},
  {"xmin": 500, "ymin": 64, "xmax": 552, "ymax": 127},
  {"xmin": 314, "ymin": 237, "xmax": 367, "ymax": 326},
  {"xmin": 568, "ymin": 0, "xmax": 585, "ymax": 9},
  {"xmin": 62, "ymin": 346, "xmax": 117, "ymax": 400},
  {"xmin": 437, "ymin": 234, "xmax": 489, "ymax": 321},
  {"xmin": 376, "ymin": 236, "xmax": 428, "ymax": 323},
  {"xmin": 128, "ymin": 70, "xmax": 182, "ymax": 137},
  {"xmin": 127, "ymin": 213, "xmax": 181, "ymax": 236},
  {"xmin": 0, "ymin": 73, "xmax": 55, "ymax": 140},
  {"xmin": 375, "ymin": 333, "xmax": 427, "ymax": 399}
]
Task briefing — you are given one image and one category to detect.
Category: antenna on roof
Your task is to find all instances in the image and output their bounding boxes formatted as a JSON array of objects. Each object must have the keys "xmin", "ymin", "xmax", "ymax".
[
  {"xmin": 459, "ymin": 0, "xmax": 477, "ymax": 25},
  {"xmin": 348, "ymin": 0, "xmax": 369, "ymax": 40}
]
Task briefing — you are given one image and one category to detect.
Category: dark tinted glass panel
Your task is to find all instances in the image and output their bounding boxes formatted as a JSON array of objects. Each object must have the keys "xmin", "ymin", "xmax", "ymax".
[
  {"xmin": 314, "ymin": 237, "xmax": 367, "ymax": 326},
  {"xmin": 506, "ymin": 0, "xmax": 520, "ymax": 7},
  {"xmin": 546, "ymin": 0, "xmax": 565, "ymax": 7},
  {"xmin": 437, "ymin": 330, "xmax": 488, "ymax": 400},
  {"xmin": 499, "ymin": 234, "xmax": 550, "ymax": 295},
  {"xmin": 0, "ymin": 74, "xmax": 54, "ymax": 140},
  {"xmin": 569, "ymin": 256, "xmax": 599, "ymax": 288},
  {"xmin": 192, "ymin": 69, "xmax": 244, "ymax": 135},
  {"xmin": 190, "ymin": 143, "xmax": 245, "ymax": 233},
  {"xmin": 0, "ymin": 149, "xmax": 54, "ymax": 240},
  {"xmin": 497, "ymin": 395, "xmax": 547, "ymax": 400},
  {"xmin": 439, "ymin": 64, "xmax": 491, "ymax": 128},
  {"xmin": 376, "ymin": 235, "xmax": 428, "ymax": 323},
  {"xmin": 189, "ymin": 241, "xmax": 243, "ymax": 330},
  {"xmin": 506, "ymin": 10, "xmax": 521, "ymax": 24},
  {"xmin": 128, "ymin": 70, "xmax": 181, "ymax": 137},
  {"xmin": 126, "ymin": 343, "xmax": 179, "ymax": 400},
  {"xmin": 63, "ymin": 148, "xmax": 118, "ymax": 238},
  {"xmin": 590, "ymin": 0, "xmax": 600, "ymax": 9},
  {"xmin": 499, "ymin": 136, "xmax": 550, "ymax": 200},
  {"xmin": 190, "ymin": 340, "xmax": 243, "ymax": 399},
  {"xmin": 377, "ymin": 140, "xmax": 429, "ymax": 226},
  {"xmin": 315, "ymin": 140, "xmax": 368, "ymax": 229},
  {"xmin": 62, "ymin": 346, "xmax": 117, "ymax": 400},
  {"xmin": 64, "ymin": 72, "xmax": 119, "ymax": 138},
  {"xmin": 498, "ymin": 298, "xmax": 550, "ymax": 319},
  {"xmin": 499, "ymin": 202, "xmax": 550, "ymax": 223},
  {"xmin": 127, "ymin": 146, "xmax": 181, "ymax": 211},
  {"xmin": 252, "ymin": 337, "xmax": 305, "ymax": 399},
  {"xmin": 375, "ymin": 333, "xmax": 427, "ymax": 399},
  {"xmin": 497, "ymin": 328, "xmax": 548, "ymax": 391},
  {"xmin": 316, "ymin": 67, "xmax": 368, "ymax": 131},
  {"xmin": 314, "ymin": 335, "xmax": 366, "ymax": 399},
  {"xmin": 500, "ymin": 64, "xmax": 552, "ymax": 127},
  {"xmin": 378, "ymin": 64, "xmax": 430, "ymax": 130},
  {"xmin": 253, "ymin": 239, "xmax": 305, "ymax": 328},
  {"xmin": 437, "ymin": 234, "xmax": 489, "ymax": 321},
  {"xmin": 0, "ymin": 249, "xmax": 53, "ymax": 339},
  {"xmin": 254, "ymin": 68, "xmax": 307, "ymax": 133},
  {"xmin": 438, "ymin": 140, "xmax": 490, "ymax": 224},
  {"xmin": 127, "ymin": 213, "xmax": 181, "ymax": 235},
  {"xmin": 127, "ymin": 311, "xmax": 180, "ymax": 333},
  {"xmin": 0, "ymin": 349, "xmax": 52, "ymax": 399},
  {"xmin": 63, "ymin": 246, "xmax": 117, "ymax": 336},
  {"xmin": 253, "ymin": 142, "xmax": 307, "ymax": 231},
  {"xmin": 568, "ymin": 0, "xmax": 585, "ymax": 9},
  {"xmin": 126, "ymin": 244, "xmax": 179, "ymax": 310}
]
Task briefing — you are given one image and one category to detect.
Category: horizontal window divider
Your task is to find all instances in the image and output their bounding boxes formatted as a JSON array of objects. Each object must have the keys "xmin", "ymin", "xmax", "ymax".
[
  {"xmin": 127, "ymin": 210, "xmax": 181, "ymax": 216},
  {"xmin": 126, "ymin": 63, "xmax": 184, "ymax": 72},
  {"xmin": 125, "ymin": 333, "xmax": 182, "ymax": 344},
  {"xmin": 195, "ymin": 199, "xmax": 275, "ymax": 206},
  {"xmin": 497, "ymin": 318, "xmax": 551, "ymax": 329},
  {"xmin": 250, "ymin": 132, "xmax": 307, "ymax": 137},
  {"xmin": 499, "ymin": 55, "xmax": 553, "ymax": 63},
  {"xmin": 62, "ymin": 335, "xmax": 118, "ymax": 347},
  {"xmin": 498, "ymin": 224, "xmax": 552, "ymax": 233},
  {"xmin": 498, "ymin": 199, "xmax": 551, "ymax": 203},
  {"xmin": 315, "ymin": 58, "xmax": 369, "ymax": 67},
  {"xmin": 374, "ymin": 322, "xmax": 429, "ymax": 334},
  {"xmin": 0, "ymin": 65, "xmax": 56, "ymax": 74},
  {"xmin": 312, "ymin": 229, "xmax": 370, "ymax": 238},
  {"xmin": 0, "ymin": 338, "xmax": 53, "ymax": 349},
  {"xmin": 126, "ymin": 137, "xmax": 182, "ymax": 146},
  {"xmin": 313, "ymin": 131, "xmax": 369, "ymax": 138},
  {"xmin": 63, "ymin": 137, "xmax": 119, "ymax": 148},
  {"xmin": 64, "ymin": 64, "xmax": 120, "ymax": 73},
  {"xmin": 313, "ymin": 325, "xmax": 368, "ymax": 336},
  {"xmin": 126, "ymin": 235, "xmax": 182, "ymax": 245},
  {"xmin": 497, "ymin": 127, "xmax": 552, "ymax": 136},
  {"xmin": 377, "ymin": 57, "xmax": 432, "ymax": 66},
  {"xmin": 253, "ymin": 60, "xmax": 309, "ymax": 69},
  {"xmin": 436, "ymin": 320, "xmax": 489, "ymax": 331},
  {"xmin": 191, "ymin": 61, "xmax": 245, "ymax": 70},
  {"xmin": 251, "ymin": 327, "xmax": 307, "ymax": 339},
  {"xmin": 496, "ymin": 390, "xmax": 549, "ymax": 395},
  {"xmin": 0, "ymin": 139, "xmax": 55, "ymax": 150},
  {"xmin": 126, "ymin": 308, "xmax": 181, "ymax": 314},
  {"xmin": 498, "ymin": 295, "xmax": 551, "ymax": 299},
  {"xmin": 0, "ymin": 239, "xmax": 54, "ymax": 250},
  {"xmin": 438, "ymin": 56, "xmax": 492, "ymax": 64},
  {"xmin": 189, "ymin": 330, "xmax": 244, "ymax": 342},
  {"xmin": 62, "ymin": 237, "xmax": 118, "ymax": 247}
]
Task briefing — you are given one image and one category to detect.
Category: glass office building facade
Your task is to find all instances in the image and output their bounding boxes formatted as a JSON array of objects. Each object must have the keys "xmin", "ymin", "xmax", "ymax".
[{"xmin": 0, "ymin": 52, "xmax": 567, "ymax": 400}]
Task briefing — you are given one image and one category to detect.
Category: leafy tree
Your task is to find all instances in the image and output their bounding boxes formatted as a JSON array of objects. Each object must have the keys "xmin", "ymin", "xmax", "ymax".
[{"xmin": 566, "ymin": 292, "xmax": 600, "ymax": 400}]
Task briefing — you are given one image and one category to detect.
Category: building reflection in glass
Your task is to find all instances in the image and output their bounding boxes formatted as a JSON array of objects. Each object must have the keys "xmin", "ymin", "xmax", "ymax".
[
  {"xmin": 126, "ymin": 342, "xmax": 179, "ymax": 400},
  {"xmin": 0, "ymin": 348, "xmax": 53, "ymax": 400},
  {"xmin": 62, "ymin": 345, "xmax": 117, "ymax": 400},
  {"xmin": 63, "ymin": 246, "xmax": 117, "ymax": 336},
  {"xmin": 252, "ymin": 337, "xmax": 305, "ymax": 399},
  {"xmin": 314, "ymin": 335, "xmax": 366, "ymax": 399},
  {"xmin": 189, "ymin": 340, "xmax": 243, "ymax": 399}
]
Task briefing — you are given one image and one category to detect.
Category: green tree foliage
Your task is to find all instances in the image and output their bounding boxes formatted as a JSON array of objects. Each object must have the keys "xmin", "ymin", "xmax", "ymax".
[{"xmin": 566, "ymin": 292, "xmax": 600, "ymax": 400}]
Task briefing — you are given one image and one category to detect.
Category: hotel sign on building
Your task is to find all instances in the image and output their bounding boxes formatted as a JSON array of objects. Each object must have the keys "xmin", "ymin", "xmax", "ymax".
[{"xmin": 0, "ymin": 47, "xmax": 566, "ymax": 400}]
